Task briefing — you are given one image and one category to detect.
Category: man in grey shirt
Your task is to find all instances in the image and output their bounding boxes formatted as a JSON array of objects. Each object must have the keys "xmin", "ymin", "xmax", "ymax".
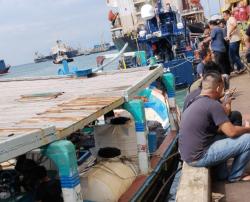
[{"xmin": 179, "ymin": 72, "xmax": 250, "ymax": 182}]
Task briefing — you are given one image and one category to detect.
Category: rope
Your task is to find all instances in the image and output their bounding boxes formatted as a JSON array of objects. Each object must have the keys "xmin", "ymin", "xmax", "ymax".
[
  {"xmin": 153, "ymin": 166, "xmax": 182, "ymax": 202},
  {"xmin": 164, "ymin": 55, "xmax": 194, "ymax": 69}
]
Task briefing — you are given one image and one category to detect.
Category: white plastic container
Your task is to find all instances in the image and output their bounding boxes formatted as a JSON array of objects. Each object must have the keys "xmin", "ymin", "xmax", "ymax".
[{"xmin": 82, "ymin": 160, "xmax": 137, "ymax": 202}]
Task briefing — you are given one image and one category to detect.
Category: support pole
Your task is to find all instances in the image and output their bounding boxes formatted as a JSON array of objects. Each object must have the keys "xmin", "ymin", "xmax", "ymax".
[
  {"xmin": 123, "ymin": 99, "xmax": 150, "ymax": 174},
  {"xmin": 62, "ymin": 60, "xmax": 70, "ymax": 74},
  {"xmin": 43, "ymin": 140, "xmax": 82, "ymax": 202}
]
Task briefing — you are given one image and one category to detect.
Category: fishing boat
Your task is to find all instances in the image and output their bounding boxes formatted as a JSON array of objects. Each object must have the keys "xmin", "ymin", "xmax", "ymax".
[
  {"xmin": 0, "ymin": 59, "xmax": 10, "ymax": 74},
  {"xmin": 0, "ymin": 65, "xmax": 180, "ymax": 202},
  {"xmin": 107, "ymin": 0, "xmax": 200, "ymax": 87},
  {"xmin": 107, "ymin": 0, "xmax": 205, "ymax": 51}
]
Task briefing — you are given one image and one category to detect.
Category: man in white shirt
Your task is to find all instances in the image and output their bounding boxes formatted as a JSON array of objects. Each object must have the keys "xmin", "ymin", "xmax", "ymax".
[{"xmin": 223, "ymin": 10, "xmax": 246, "ymax": 73}]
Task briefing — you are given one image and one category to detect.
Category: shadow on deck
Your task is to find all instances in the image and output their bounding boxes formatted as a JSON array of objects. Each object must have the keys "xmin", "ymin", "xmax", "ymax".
[{"xmin": 212, "ymin": 180, "xmax": 250, "ymax": 202}]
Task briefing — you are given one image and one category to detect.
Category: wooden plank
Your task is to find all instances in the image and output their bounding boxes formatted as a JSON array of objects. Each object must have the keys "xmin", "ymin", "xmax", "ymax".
[
  {"xmin": 0, "ymin": 126, "xmax": 56, "ymax": 162},
  {"xmin": 56, "ymin": 97, "xmax": 125, "ymax": 138},
  {"xmin": 124, "ymin": 66, "xmax": 164, "ymax": 101}
]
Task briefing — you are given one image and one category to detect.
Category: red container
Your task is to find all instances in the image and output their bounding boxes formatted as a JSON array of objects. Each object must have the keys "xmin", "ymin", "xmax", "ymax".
[{"xmin": 239, "ymin": 7, "xmax": 248, "ymax": 21}]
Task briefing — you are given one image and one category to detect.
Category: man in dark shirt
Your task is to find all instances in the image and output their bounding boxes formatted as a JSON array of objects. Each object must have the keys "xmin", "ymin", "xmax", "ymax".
[
  {"xmin": 196, "ymin": 51, "xmax": 213, "ymax": 78},
  {"xmin": 179, "ymin": 72, "xmax": 250, "ymax": 182},
  {"xmin": 201, "ymin": 20, "xmax": 231, "ymax": 89}
]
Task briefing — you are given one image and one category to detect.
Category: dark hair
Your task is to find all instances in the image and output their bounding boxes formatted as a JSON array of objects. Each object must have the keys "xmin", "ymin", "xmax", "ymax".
[
  {"xmin": 203, "ymin": 71, "xmax": 223, "ymax": 82},
  {"xmin": 209, "ymin": 20, "xmax": 218, "ymax": 26},
  {"xmin": 203, "ymin": 70, "xmax": 221, "ymax": 77},
  {"xmin": 202, "ymin": 71, "xmax": 223, "ymax": 90},
  {"xmin": 223, "ymin": 10, "xmax": 231, "ymax": 15},
  {"xmin": 219, "ymin": 19, "xmax": 226, "ymax": 25},
  {"xmin": 204, "ymin": 61, "xmax": 221, "ymax": 74}
]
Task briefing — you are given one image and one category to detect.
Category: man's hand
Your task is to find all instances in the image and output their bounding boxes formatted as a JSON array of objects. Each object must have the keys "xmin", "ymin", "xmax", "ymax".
[
  {"xmin": 219, "ymin": 121, "xmax": 250, "ymax": 138},
  {"xmin": 222, "ymin": 102, "xmax": 231, "ymax": 116}
]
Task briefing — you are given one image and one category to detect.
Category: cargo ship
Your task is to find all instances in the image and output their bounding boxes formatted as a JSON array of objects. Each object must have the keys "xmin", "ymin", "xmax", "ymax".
[{"xmin": 51, "ymin": 40, "xmax": 79, "ymax": 59}]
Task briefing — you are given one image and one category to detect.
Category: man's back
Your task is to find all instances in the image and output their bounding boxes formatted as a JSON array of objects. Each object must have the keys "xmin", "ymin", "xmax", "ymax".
[
  {"xmin": 211, "ymin": 27, "xmax": 226, "ymax": 53},
  {"xmin": 183, "ymin": 88, "xmax": 201, "ymax": 111},
  {"xmin": 179, "ymin": 96, "xmax": 229, "ymax": 163}
]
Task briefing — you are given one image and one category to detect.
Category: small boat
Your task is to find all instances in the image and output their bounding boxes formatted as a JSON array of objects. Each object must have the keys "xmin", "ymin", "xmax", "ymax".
[
  {"xmin": 0, "ymin": 59, "xmax": 10, "ymax": 74},
  {"xmin": 53, "ymin": 53, "xmax": 74, "ymax": 64},
  {"xmin": 0, "ymin": 66, "xmax": 180, "ymax": 202}
]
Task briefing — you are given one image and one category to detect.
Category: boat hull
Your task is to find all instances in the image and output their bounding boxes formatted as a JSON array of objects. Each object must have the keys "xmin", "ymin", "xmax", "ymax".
[
  {"xmin": 53, "ymin": 58, "xmax": 74, "ymax": 64},
  {"xmin": 113, "ymin": 36, "xmax": 138, "ymax": 52},
  {"xmin": 0, "ymin": 67, "xmax": 9, "ymax": 74},
  {"xmin": 34, "ymin": 56, "xmax": 53, "ymax": 63},
  {"xmin": 119, "ymin": 132, "xmax": 179, "ymax": 202}
]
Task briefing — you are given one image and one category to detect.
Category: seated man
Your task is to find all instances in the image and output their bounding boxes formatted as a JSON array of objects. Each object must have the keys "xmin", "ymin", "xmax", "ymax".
[
  {"xmin": 196, "ymin": 50, "xmax": 212, "ymax": 78},
  {"xmin": 179, "ymin": 72, "xmax": 250, "ymax": 182},
  {"xmin": 189, "ymin": 61, "xmax": 221, "ymax": 93},
  {"xmin": 184, "ymin": 70, "xmax": 242, "ymax": 127}
]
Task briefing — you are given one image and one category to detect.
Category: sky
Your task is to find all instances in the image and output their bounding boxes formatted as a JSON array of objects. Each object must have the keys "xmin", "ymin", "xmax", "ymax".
[{"xmin": 0, "ymin": 0, "xmax": 219, "ymax": 65}]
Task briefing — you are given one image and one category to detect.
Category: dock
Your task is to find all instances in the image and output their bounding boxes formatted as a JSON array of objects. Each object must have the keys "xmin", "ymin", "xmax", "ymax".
[
  {"xmin": 212, "ymin": 72, "xmax": 250, "ymax": 202},
  {"xmin": 176, "ymin": 72, "xmax": 250, "ymax": 202},
  {"xmin": 0, "ymin": 67, "xmax": 163, "ymax": 163}
]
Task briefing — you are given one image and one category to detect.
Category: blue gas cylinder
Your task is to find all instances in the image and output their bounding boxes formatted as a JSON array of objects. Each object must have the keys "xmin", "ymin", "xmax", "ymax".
[
  {"xmin": 162, "ymin": 71, "xmax": 175, "ymax": 98},
  {"xmin": 148, "ymin": 132, "xmax": 157, "ymax": 153}
]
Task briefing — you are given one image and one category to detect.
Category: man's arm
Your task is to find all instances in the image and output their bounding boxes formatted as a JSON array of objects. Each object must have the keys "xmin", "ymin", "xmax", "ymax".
[
  {"xmin": 219, "ymin": 121, "xmax": 250, "ymax": 138},
  {"xmin": 202, "ymin": 36, "xmax": 211, "ymax": 44},
  {"xmin": 227, "ymin": 17, "xmax": 237, "ymax": 38}
]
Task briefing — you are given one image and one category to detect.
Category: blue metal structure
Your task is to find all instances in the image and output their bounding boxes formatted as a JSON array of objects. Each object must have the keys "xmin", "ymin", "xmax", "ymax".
[{"xmin": 137, "ymin": 1, "xmax": 195, "ymax": 87}]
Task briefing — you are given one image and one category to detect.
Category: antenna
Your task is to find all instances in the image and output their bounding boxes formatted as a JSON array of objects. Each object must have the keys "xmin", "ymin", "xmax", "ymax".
[{"xmin": 205, "ymin": 0, "xmax": 211, "ymax": 17}]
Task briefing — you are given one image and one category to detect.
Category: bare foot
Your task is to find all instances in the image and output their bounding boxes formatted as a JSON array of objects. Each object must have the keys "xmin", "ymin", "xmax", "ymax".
[{"xmin": 241, "ymin": 175, "xmax": 250, "ymax": 181}]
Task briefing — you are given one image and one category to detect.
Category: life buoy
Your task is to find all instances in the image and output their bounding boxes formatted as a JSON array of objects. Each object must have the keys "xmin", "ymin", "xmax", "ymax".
[
  {"xmin": 190, "ymin": 0, "xmax": 200, "ymax": 4},
  {"xmin": 108, "ymin": 10, "xmax": 117, "ymax": 21}
]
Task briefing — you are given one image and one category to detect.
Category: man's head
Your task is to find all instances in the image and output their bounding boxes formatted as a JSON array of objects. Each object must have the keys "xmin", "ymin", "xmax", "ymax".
[
  {"xmin": 218, "ymin": 19, "xmax": 226, "ymax": 28},
  {"xmin": 209, "ymin": 20, "xmax": 218, "ymax": 29},
  {"xmin": 201, "ymin": 71, "xmax": 224, "ymax": 99},
  {"xmin": 223, "ymin": 10, "xmax": 231, "ymax": 21}
]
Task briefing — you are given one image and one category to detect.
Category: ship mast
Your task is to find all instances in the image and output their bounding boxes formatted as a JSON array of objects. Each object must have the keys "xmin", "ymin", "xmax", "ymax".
[{"xmin": 205, "ymin": 0, "xmax": 211, "ymax": 17}]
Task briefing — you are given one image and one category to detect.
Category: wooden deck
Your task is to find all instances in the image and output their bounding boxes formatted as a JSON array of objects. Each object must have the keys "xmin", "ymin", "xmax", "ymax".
[
  {"xmin": 212, "ymin": 72, "xmax": 250, "ymax": 202},
  {"xmin": 0, "ymin": 67, "xmax": 163, "ymax": 163}
]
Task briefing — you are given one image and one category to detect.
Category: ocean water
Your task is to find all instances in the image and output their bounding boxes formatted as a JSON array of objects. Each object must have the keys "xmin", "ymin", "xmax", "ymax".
[{"xmin": 1, "ymin": 50, "xmax": 119, "ymax": 79}]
